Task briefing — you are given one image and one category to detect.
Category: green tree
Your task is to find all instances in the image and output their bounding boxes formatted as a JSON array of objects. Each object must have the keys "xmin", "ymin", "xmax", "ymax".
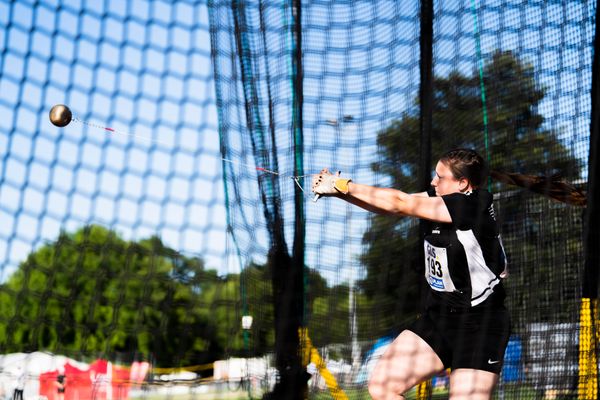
[
  {"xmin": 0, "ymin": 225, "xmax": 224, "ymax": 367},
  {"xmin": 360, "ymin": 50, "xmax": 583, "ymax": 331}
]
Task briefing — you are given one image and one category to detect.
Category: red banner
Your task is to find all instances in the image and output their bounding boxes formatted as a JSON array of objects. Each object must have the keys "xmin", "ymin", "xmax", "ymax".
[{"xmin": 39, "ymin": 360, "xmax": 148, "ymax": 400}]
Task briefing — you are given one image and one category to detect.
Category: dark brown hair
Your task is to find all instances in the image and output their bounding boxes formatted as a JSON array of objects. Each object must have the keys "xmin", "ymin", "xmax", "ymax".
[
  {"xmin": 439, "ymin": 148, "xmax": 489, "ymax": 188},
  {"xmin": 439, "ymin": 148, "xmax": 586, "ymax": 206}
]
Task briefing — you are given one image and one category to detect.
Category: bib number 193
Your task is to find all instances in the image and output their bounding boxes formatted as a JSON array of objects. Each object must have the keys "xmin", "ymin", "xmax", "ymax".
[{"xmin": 424, "ymin": 241, "xmax": 455, "ymax": 292}]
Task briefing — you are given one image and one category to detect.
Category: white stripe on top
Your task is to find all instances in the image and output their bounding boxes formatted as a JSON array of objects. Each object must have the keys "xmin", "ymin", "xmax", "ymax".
[{"xmin": 456, "ymin": 229, "xmax": 502, "ymax": 306}]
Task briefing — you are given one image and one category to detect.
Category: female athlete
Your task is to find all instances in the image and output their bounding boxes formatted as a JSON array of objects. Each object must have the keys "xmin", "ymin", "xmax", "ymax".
[{"xmin": 312, "ymin": 148, "xmax": 510, "ymax": 400}]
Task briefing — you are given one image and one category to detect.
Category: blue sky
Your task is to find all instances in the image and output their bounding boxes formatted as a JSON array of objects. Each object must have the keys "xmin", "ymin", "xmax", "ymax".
[{"xmin": 0, "ymin": 0, "xmax": 595, "ymax": 286}]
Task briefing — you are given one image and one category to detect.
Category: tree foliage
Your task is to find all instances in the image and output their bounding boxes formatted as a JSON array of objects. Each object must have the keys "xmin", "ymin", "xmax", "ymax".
[{"xmin": 0, "ymin": 225, "xmax": 225, "ymax": 366}]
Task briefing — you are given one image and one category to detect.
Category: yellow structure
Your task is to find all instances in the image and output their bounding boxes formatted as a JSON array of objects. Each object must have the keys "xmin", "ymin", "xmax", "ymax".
[
  {"xmin": 300, "ymin": 328, "xmax": 349, "ymax": 400},
  {"xmin": 578, "ymin": 297, "xmax": 599, "ymax": 399},
  {"xmin": 415, "ymin": 379, "xmax": 432, "ymax": 399}
]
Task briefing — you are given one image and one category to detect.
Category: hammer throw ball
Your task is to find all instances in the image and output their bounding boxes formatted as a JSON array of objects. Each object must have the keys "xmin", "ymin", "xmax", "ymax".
[{"xmin": 49, "ymin": 104, "xmax": 72, "ymax": 127}]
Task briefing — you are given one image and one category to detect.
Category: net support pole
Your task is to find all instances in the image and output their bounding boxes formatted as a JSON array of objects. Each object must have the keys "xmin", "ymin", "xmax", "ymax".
[
  {"xmin": 290, "ymin": 0, "xmax": 308, "ymax": 397},
  {"xmin": 579, "ymin": 1, "xmax": 600, "ymax": 397},
  {"xmin": 267, "ymin": 0, "xmax": 307, "ymax": 399},
  {"xmin": 418, "ymin": 0, "xmax": 433, "ymax": 191},
  {"xmin": 417, "ymin": 1, "xmax": 434, "ymax": 399}
]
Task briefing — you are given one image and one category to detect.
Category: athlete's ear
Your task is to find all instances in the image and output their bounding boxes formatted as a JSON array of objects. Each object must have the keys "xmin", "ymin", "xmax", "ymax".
[{"xmin": 458, "ymin": 178, "xmax": 470, "ymax": 192}]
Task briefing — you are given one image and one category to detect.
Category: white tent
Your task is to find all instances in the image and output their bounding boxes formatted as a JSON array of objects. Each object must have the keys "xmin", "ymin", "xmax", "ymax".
[{"xmin": 0, "ymin": 352, "xmax": 89, "ymax": 376}]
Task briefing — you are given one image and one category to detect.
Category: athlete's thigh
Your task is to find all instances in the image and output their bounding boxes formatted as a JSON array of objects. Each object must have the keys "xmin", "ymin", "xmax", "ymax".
[
  {"xmin": 369, "ymin": 329, "xmax": 445, "ymax": 396},
  {"xmin": 449, "ymin": 368, "xmax": 499, "ymax": 400}
]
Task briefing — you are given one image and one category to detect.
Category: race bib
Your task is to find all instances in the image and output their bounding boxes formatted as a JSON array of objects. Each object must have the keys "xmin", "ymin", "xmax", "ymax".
[{"xmin": 424, "ymin": 241, "xmax": 457, "ymax": 292}]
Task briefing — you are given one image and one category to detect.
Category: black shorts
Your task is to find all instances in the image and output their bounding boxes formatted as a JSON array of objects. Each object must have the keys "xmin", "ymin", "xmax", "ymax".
[{"xmin": 407, "ymin": 305, "xmax": 511, "ymax": 374}]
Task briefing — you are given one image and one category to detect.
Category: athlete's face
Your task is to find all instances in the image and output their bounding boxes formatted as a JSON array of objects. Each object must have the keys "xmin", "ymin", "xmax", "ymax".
[{"xmin": 430, "ymin": 161, "xmax": 471, "ymax": 196}]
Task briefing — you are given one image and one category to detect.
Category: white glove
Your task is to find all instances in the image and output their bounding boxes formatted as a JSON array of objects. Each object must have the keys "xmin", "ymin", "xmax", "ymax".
[{"xmin": 311, "ymin": 169, "xmax": 352, "ymax": 197}]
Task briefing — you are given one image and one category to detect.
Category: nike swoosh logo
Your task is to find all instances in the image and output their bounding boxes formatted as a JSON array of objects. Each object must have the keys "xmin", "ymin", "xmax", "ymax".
[{"xmin": 487, "ymin": 359, "xmax": 500, "ymax": 364}]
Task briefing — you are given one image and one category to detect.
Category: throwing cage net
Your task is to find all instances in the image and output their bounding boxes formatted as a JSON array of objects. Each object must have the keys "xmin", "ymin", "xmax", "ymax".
[{"xmin": 1, "ymin": 0, "xmax": 599, "ymax": 399}]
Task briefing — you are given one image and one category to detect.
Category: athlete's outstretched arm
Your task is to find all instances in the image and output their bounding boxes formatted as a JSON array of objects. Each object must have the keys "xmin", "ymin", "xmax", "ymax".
[
  {"xmin": 341, "ymin": 182, "xmax": 451, "ymax": 222},
  {"xmin": 312, "ymin": 169, "xmax": 451, "ymax": 223}
]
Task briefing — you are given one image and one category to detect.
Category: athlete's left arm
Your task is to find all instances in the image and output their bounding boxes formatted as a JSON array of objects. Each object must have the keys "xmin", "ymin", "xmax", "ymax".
[{"xmin": 341, "ymin": 182, "xmax": 453, "ymax": 223}]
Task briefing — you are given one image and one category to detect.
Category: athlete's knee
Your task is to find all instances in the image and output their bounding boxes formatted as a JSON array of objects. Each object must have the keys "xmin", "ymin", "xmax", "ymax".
[
  {"xmin": 367, "ymin": 375, "xmax": 408, "ymax": 400},
  {"xmin": 449, "ymin": 369, "xmax": 497, "ymax": 400},
  {"xmin": 367, "ymin": 379, "xmax": 383, "ymax": 400},
  {"xmin": 367, "ymin": 380, "xmax": 392, "ymax": 400}
]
